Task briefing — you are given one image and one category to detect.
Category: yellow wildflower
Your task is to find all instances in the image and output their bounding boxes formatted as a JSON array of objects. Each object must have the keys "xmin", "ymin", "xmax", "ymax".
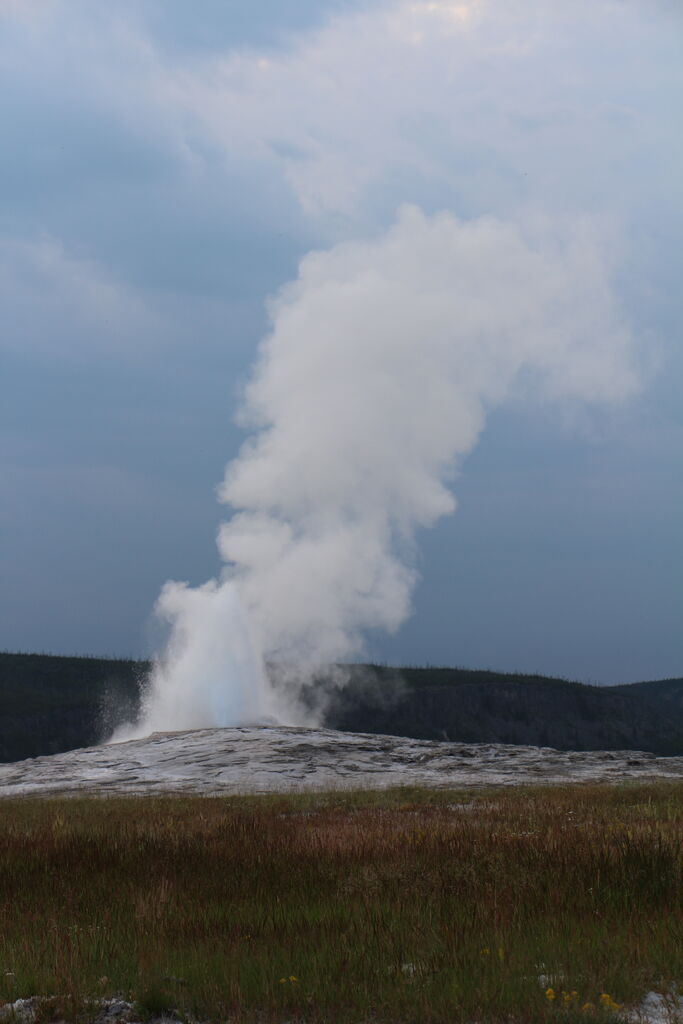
[{"xmin": 545, "ymin": 987, "xmax": 555, "ymax": 1001}]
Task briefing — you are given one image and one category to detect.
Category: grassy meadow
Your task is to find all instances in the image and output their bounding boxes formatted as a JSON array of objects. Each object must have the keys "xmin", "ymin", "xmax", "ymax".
[{"xmin": 0, "ymin": 783, "xmax": 682, "ymax": 1022}]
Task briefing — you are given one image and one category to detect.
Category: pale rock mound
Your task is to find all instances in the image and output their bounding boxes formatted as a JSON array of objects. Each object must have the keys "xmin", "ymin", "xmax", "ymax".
[{"xmin": 2, "ymin": 726, "xmax": 683, "ymax": 797}]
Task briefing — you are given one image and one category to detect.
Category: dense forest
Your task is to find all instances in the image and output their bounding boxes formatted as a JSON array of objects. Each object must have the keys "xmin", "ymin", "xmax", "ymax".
[
  {"xmin": 0, "ymin": 652, "xmax": 142, "ymax": 763},
  {"xmin": 1, "ymin": 651, "xmax": 682, "ymax": 764}
]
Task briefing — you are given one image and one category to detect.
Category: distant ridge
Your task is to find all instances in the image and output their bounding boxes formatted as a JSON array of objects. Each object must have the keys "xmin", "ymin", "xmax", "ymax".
[
  {"xmin": 0, "ymin": 651, "xmax": 144, "ymax": 763},
  {"xmin": 323, "ymin": 665, "xmax": 683, "ymax": 756},
  {"xmin": 0, "ymin": 651, "xmax": 682, "ymax": 764}
]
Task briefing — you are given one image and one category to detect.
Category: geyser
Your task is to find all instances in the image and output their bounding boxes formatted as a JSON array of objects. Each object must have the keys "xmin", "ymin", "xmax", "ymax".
[{"xmin": 116, "ymin": 206, "xmax": 638, "ymax": 740}]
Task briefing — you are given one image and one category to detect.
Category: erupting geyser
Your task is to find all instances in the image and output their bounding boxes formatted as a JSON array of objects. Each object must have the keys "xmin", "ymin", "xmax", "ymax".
[{"xmin": 114, "ymin": 206, "xmax": 638, "ymax": 741}]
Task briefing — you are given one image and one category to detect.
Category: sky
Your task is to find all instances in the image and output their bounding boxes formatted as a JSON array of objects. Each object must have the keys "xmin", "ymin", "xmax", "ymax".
[{"xmin": 1, "ymin": 0, "xmax": 681, "ymax": 685}]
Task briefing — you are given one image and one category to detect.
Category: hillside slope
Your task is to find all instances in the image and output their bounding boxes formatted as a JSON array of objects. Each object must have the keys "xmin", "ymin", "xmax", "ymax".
[
  {"xmin": 1, "ymin": 652, "xmax": 682, "ymax": 763},
  {"xmin": 612, "ymin": 676, "xmax": 683, "ymax": 709},
  {"xmin": 325, "ymin": 666, "xmax": 683, "ymax": 755},
  {"xmin": 0, "ymin": 652, "xmax": 143, "ymax": 762}
]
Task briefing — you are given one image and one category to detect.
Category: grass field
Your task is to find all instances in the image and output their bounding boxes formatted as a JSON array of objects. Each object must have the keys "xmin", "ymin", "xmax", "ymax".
[{"xmin": 1, "ymin": 783, "xmax": 682, "ymax": 1023}]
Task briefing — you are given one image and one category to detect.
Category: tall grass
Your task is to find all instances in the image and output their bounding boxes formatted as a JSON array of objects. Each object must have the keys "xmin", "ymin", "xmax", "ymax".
[{"xmin": 0, "ymin": 783, "xmax": 682, "ymax": 1022}]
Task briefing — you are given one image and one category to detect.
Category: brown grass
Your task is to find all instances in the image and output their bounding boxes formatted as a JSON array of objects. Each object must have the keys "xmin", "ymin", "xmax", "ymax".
[{"xmin": 0, "ymin": 782, "xmax": 682, "ymax": 1022}]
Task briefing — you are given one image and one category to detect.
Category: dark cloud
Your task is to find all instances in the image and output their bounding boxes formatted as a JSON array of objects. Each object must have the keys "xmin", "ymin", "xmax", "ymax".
[
  {"xmin": 0, "ymin": 0, "xmax": 680, "ymax": 682},
  {"xmin": 114, "ymin": 0, "xmax": 371, "ymax": 55}
]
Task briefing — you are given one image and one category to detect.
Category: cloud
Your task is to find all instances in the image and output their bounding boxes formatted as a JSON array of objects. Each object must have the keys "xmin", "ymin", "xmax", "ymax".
[
  {"xmin": 1, "ymin": 0, "xmax": 680, "ymax": 299},
  {"xmin": 5, "ymin": 0, "xmax": 680, "ymax": 235},
  {"xmin": 0, "ymin": 236, "xmax": 161, "ymax": 359},
  {"xmin": 167, "ymin": 0, "xmax": 682, "ymax": 229},
  {"xmin": 0, "ymin": 0, "xmax": 310, "ymax": 301},
  {"xmin": 1, "ymin": 0, "xmax": 680, "ymax": 683}
]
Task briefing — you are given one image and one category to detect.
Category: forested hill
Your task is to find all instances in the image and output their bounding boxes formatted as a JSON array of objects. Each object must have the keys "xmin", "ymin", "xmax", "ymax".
[
  {"xmin": 1, "ymin": 651, "xmax": 682, "ymax": 764},
  {"xmin": 322, "ymin": 666, "xmax": 683, "ymax": 756},
  {"xmin": 0, "ymin": 652, "xmax": 143, "ymax": 763}
]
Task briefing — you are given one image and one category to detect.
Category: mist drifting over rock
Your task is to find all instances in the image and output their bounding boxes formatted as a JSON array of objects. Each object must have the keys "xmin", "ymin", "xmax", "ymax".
[{"xmin": 118, "ymin": 206, "xmax": 638, "ymax": 740}]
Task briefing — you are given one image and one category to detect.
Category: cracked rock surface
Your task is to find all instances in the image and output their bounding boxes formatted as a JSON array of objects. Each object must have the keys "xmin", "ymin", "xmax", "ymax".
[{"xmin": 2, "ymin": 726, "xmax": 683, "ymax": 796}]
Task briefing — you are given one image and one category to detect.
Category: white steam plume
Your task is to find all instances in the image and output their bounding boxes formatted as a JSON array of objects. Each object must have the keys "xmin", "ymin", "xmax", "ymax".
[{"xmin": 117, "ymin": 206, "xmax": 638, "ymax": 739}]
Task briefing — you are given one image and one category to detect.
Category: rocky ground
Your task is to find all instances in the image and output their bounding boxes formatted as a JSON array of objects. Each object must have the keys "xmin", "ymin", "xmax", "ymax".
[
  {"xmin": 2, "ymin": 990, "xmax": 682, "ymax": 1024},
  {"xmin": 0, "ymin": 998, "xmax": 183, "ymax": 1024},
  {"xmin": 2, "ymin": 725, "xmax": 683, "ymax": 797}
]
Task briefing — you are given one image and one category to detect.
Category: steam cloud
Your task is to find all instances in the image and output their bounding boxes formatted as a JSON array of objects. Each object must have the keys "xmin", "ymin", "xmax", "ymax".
[{"xmin": 116, "ymin": 206, "xmax": 638, "ymax": 739}]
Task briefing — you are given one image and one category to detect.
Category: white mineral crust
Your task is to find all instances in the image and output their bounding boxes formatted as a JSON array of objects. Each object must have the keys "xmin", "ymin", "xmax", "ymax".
[{"xmin": 1, "ymin": 726, "xmax": 683, "ymax": 797}]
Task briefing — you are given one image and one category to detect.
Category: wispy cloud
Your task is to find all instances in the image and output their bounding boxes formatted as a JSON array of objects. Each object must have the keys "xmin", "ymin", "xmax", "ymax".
[{"xmin": 0, "ymin": 237, "xmax": 160, "ymax": 359}]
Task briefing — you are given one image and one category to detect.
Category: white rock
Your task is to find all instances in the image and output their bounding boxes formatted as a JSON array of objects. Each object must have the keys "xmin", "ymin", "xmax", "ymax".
[
  {"xmin": 0, "ymin": 999, "xmax": 37, "ymax": 1024},
  {"xmin": 1, "ymin": 726, "xmax": 682, "ymax": 797},
  {"xmin": 624, "ymin": 991, "xmax": 683, "ymax": 1023}
]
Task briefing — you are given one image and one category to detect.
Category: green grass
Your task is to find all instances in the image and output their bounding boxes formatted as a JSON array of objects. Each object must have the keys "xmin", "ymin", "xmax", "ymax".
[{"xmin": 1, "ymin": 783, "xmax": 682, "ymax": 1022}]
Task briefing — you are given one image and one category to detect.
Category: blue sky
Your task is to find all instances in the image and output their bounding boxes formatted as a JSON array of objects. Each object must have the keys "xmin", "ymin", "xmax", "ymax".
[{"xmin": 1, "ymin": 0, "xmax": 681, "ymax": 683}]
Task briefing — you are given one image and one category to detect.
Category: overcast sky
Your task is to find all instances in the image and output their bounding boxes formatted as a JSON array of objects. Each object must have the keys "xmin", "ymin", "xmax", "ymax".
[{"xmin": 1, "ymin": 0, "xmax": 681, "ymax": 684}]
